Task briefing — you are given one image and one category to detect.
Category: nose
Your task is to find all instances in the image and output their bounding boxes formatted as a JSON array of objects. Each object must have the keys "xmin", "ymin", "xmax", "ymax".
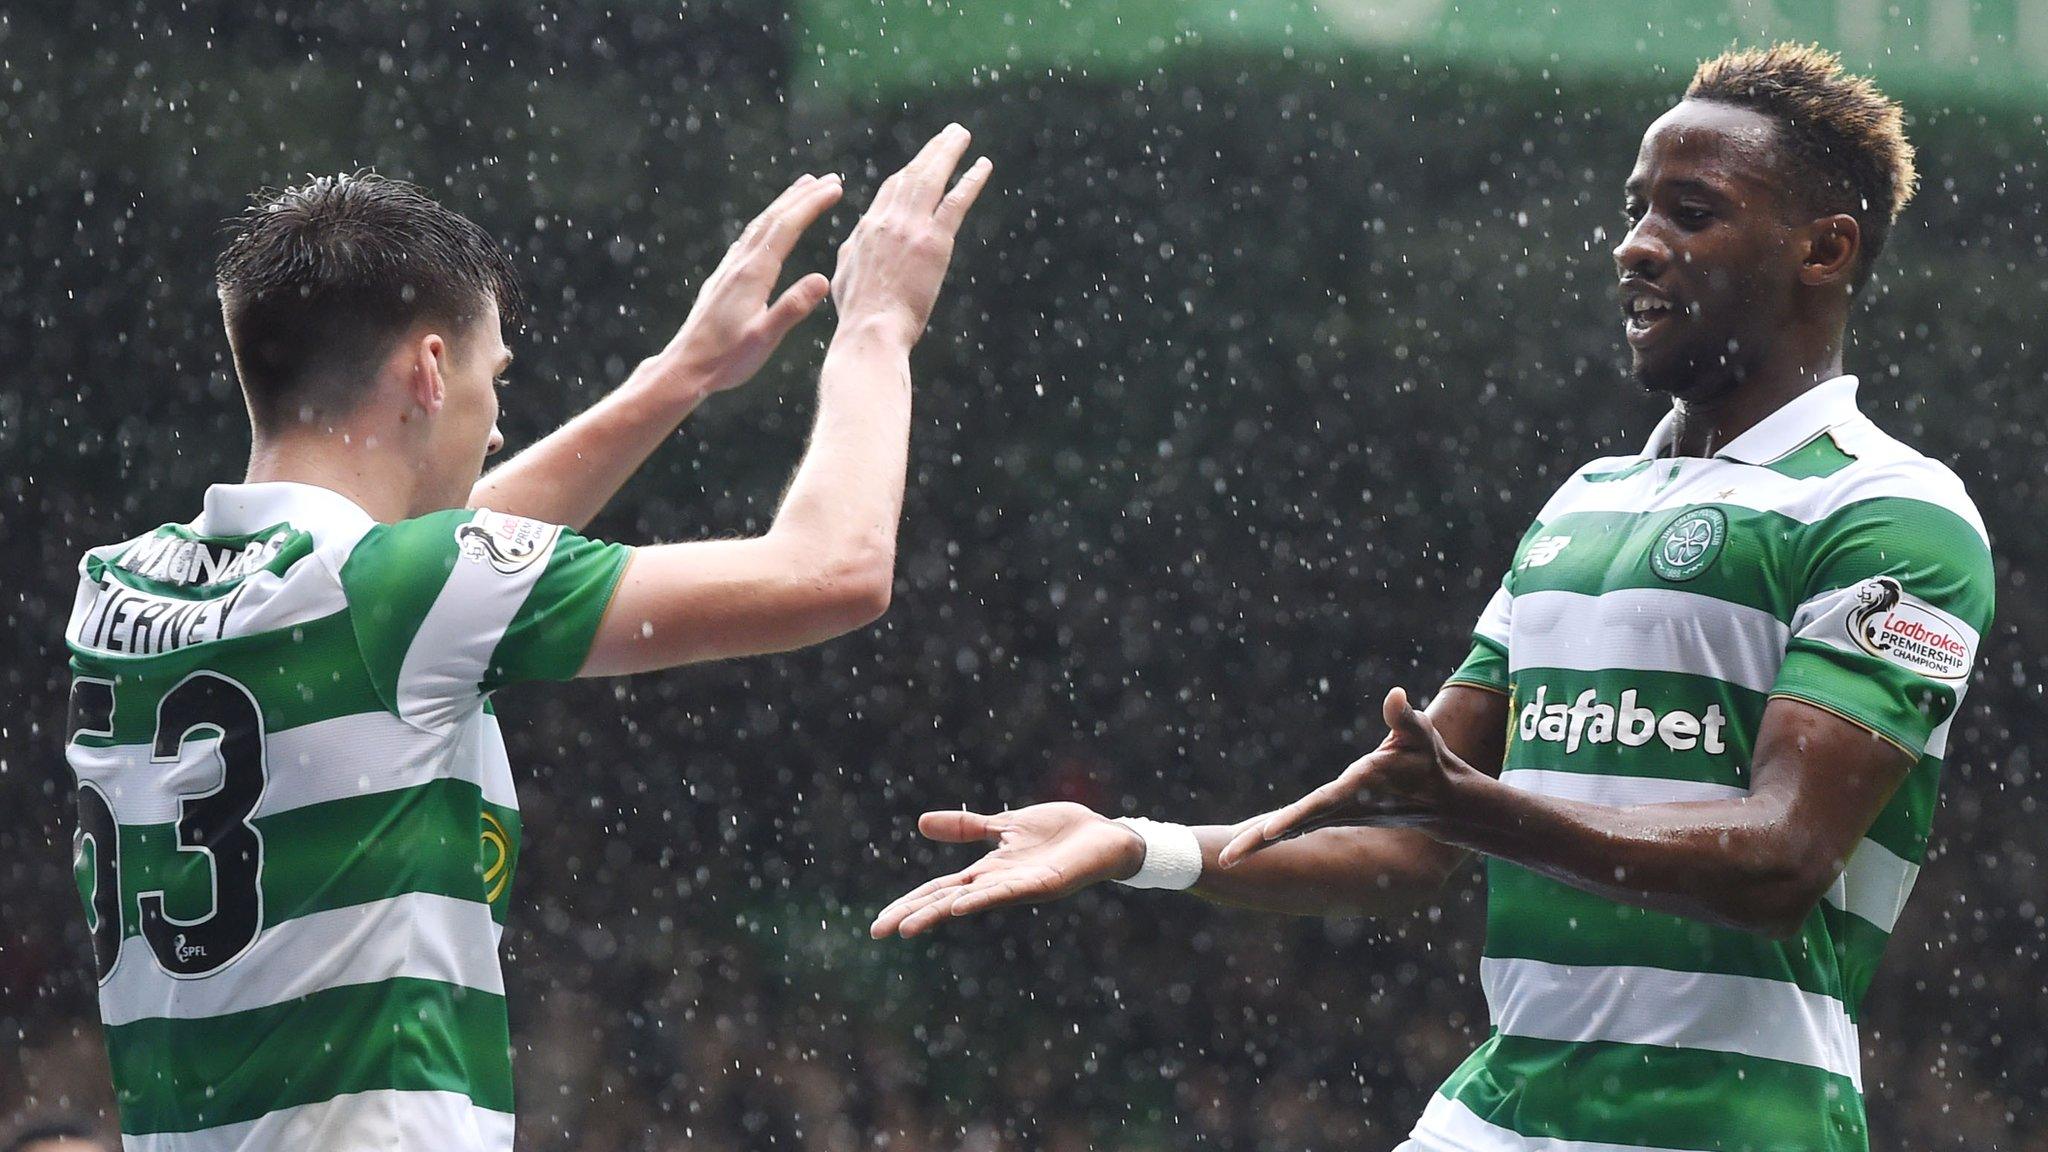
[
  {"xmin": 1612, "ymin": 215, "xmax": 1671, "ymax": 280},
  {"xmin": 486, "ymin": 425, "xmax": 505, "ymax": 457}
]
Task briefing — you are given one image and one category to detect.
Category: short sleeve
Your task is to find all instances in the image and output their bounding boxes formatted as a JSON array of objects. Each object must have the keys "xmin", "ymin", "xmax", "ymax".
[
  {"xmin": 341, "ymin": 508, "xmax": 632, "ymax": 727},
  {"xmin": 1443, "ymin": 519, "xmax": 1546, "ymax": 696},
  {"xmin": 1771, "ymin": 495, "xmax": 1993, "ymax": 758},
  {"xmin": 481, "ymin": 526, "xmax": 633, "ymax": 690},
  {"xmin": 1445, "ymin": 588, "xmax": 1511, "ymax": 694}
]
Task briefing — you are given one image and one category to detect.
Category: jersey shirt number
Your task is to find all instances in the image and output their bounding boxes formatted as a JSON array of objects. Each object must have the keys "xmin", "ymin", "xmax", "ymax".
[{"xmin": 68, "ymin": 671, "xmax": 269, "ymax": 983}]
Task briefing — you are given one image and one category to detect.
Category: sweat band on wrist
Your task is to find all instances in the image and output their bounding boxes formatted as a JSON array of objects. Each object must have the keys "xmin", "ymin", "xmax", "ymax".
[{"xmin": 1113, "ymin": 817, "xmax": 1204, "ymax": 890}]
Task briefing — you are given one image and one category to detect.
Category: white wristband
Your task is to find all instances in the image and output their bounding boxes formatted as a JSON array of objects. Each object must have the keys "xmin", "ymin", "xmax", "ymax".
[{"xmin": 1113, "ymin": 817, "xmax": 1204, "ymax": 890}]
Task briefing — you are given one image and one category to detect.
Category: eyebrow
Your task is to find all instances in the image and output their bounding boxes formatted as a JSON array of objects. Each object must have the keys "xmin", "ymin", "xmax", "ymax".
[{"xmin": 1623, "ymin": 176, "xmax": 1728, "ymax": 199}]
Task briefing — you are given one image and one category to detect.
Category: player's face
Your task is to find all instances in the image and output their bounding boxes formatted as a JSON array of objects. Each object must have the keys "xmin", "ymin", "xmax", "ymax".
[
  {"xmin": 1613, "ymin": 100, "xmax": 1807, "ymax": 399},
  {"xmin": 433, "ymin": 299, "xmax": 510, "ymax": 504}
]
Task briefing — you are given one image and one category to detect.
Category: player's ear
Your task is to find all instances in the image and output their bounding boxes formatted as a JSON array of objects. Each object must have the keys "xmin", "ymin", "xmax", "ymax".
[
  {"xmin": 1799, "ymin": 213, "xmax": 1859, "ymax": 290},
  {"xmin": 404, "ymin": 332, "xmax": 448, "ymax": 415}
]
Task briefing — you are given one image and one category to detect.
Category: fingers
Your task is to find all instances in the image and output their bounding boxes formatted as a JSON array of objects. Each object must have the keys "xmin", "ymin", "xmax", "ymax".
[
  {"xmin": 1217, "ymin": 815, "xmax": 1278, "ymax": 869},
  {"xmin": 883, "ymin": 871, "xmax": 1051, "ymax": 937},
  {"xmin": 949, "ymin": 877, "xmax": 1038, "ymax": 917},
  {"xmin": 762, "ymin": 272, "xmax": 831, "ymax": 334},
  {"xmin": 1382, "ymin": 685, "xmax": 1415, "ymax": 731},
  {"xmin": 932, "ymin": 156, "xmax": 994, "ymax": 236},
  {"xmin": 869, "ymin": 868, "xmax": 973, "ymax": 938},
  {"xmin": 760, "ymin": 173, "xmax": 823, "ymax": 225},
  {"xmin": 731, "ymin": 174, "xmax": 815, "ymax": 250},
  {"xmin": 753, "ymin": 175, "xmax": 843, "ymax": 259},
  {"xmin": 878, "ymin": 875, "xmax": 982, "ymax": 938},
  {"xmin": 892, "ymin": 888, "xmax": 968, "ymax": 938},
  {"xmin": 876, "ymin": 123, "xmax": 973, "ymax": 217},
  {"xmin": 1217, "ymin": 778, "xmax": 1348, "ymax": 868},
  {"xmin": 1382, "ymin": 686, "xmax": 1445, "ymax": 752},
  {"xmin": 917, "ymin": 809, "xmax": 1003, "ymax": 843}
]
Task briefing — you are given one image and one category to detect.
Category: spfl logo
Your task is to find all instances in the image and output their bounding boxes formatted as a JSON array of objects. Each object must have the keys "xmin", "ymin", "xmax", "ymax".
[
  {"xmin": 455, "ymin": 512, "xmax": 559, "ymax": 576},
  {"xmin": 1847, "ymin": 576, "xmax": 1972, "ymax": 681}
]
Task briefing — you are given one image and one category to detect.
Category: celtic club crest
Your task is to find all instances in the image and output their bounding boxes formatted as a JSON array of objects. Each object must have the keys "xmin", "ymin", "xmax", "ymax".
[{"xmin": 1649, "ymin": 507, "xmax": 1728, "ymax": 582}]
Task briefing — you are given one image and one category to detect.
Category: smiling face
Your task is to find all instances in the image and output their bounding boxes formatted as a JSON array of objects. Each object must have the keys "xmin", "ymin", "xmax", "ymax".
[{"xmin": 1613, "ymin": 100, "xmax": 1812, "ymax": 399}]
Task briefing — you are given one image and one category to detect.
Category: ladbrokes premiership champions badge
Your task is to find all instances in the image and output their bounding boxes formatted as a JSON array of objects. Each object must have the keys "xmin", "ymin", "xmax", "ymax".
[{"xmin": 455, "ymin": 511, "xmax": 559, "ymax": 576}]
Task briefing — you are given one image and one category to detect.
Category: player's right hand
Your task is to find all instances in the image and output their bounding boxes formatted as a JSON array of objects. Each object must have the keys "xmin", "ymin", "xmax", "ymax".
[
  {"xmin": 652, "ymin": 172, "xmax": 845, "ymax": 396},
  {"xmin": 869, "ymin": 802, "xmax": 1142, "ymax": 939},
  {"xmin": 830, "ymin": 123, "xmax": 993, "ymax": 349}
]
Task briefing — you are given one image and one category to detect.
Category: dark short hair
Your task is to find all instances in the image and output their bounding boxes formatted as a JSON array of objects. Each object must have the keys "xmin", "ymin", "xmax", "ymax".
[
  {"xmin": 1687, "ymin": 43, "xmax": 1917, "ymax": 290},
  {"xmin": 215, "ymin": 172, "xmax": 524, "ymax": 428}
]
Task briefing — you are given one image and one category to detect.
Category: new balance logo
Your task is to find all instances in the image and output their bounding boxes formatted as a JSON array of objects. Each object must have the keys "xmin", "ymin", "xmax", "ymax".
[{"xmin": 1519, "ymin": 535, "xmax": 1572, "ymax": 570}]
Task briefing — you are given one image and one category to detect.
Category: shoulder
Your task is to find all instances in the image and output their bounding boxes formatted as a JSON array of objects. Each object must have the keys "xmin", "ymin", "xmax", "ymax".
[
  {"xmin": 337, "ymin": 509, "xmax": 476, "ymax": 586},
  {"xmin": 1785, "ymin": 419, "xmax": 1994, "ymax": 627},
  {"xmin": 1529, "ymin": 453, "xmax": 1653, "ymax": 524},
  {"xmin": 1816, "ymin": 417, "xmax": 1987, "ymax": 544}
]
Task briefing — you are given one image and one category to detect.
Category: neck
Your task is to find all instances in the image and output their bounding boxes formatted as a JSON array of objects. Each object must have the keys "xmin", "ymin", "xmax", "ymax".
[
  {"xmin": 245, "ymin": 424, "xmax": 419, "ymax": 524},
  {"xmin": 1665, "ymin": 334, "xmax": 1845, "ymax": 457}
]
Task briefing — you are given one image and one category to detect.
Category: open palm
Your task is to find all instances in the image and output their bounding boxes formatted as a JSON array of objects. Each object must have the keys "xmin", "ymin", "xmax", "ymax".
[{"xmin": 869, "ymin": 802, "xmax": 1143, "ymax": 939}]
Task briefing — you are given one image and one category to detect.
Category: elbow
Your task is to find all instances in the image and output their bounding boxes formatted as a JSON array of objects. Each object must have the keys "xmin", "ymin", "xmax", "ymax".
[
  {"xmin": 1721, "ymin": 857, "xmax": 1838, "ymax": 941},
  {"xmin": 817, "ymin": 538, "xmax": 895, "ymax": 632},
  {"xmin": 762, "ymin": 523, "xmax": 896, "ymax": 638},
  {"xmin": 839, "ymin": 565, "xmax": 894, "ymax": 628},
  {"xmin": 1741, "ymin": 902, "xmax": 1816, "ymax": 942}
]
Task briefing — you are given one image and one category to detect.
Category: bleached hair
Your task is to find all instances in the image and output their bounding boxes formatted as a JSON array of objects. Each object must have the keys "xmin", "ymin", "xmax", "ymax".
[{"xmin": 1688, "ymin": 43, "xmax": 1917, "ymax": 286}]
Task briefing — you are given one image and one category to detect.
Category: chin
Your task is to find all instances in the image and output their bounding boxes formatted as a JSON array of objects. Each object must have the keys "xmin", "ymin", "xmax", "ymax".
[{"xmin": 1630, "ymin": 348, "xmax": 1743, "ymax": 402}]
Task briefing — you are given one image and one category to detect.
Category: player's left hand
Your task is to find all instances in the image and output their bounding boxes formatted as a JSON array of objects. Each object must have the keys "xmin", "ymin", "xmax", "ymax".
[
  {"xmin": 869, "ymin": 802, "xmax": 1143, "ymax": 939},
  {"xmin": 647, "ymin": 172, "xmax": 845, "ymax": 396},
  {"xmin": 1218, "ymin": 687, "xmax": 1481, "ymax": 867}
]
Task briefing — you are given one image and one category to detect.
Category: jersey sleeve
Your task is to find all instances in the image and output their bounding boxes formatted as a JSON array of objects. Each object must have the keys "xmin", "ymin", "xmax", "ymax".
[
  {"xmin": 1770, "ymin": 493, "xmax": 1993, "ymax": 758},
  {"xmin": 340, "ymin": 508, "xmax": 632, "ymax": 728},
  {"xmin": 1443, "ymin": 519, "xmax": 1546, "ymax": 695}
]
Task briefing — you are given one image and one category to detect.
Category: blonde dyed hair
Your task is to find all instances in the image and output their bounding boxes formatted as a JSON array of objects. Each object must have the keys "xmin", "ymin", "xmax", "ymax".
[{"xmin": 1688, "ymin": 43, "xmax": 1917, "ymax": 285}]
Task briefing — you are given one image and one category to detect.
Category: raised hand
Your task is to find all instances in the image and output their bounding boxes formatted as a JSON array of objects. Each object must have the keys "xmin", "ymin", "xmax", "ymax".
[
  {"xmin": 1218, "ymin": 687, "xmax": 1482, "ymax": 867},
  {"xmin": 869, "ymin": 803, "xmax": 1143, "ymax": 939},
  {"xmin": 831, "ymin": 123, "xmax": 993, "ymax": 349},
  {"xmin": 653, "ymin": 172, "xmax": 846, "ymax": 395}
]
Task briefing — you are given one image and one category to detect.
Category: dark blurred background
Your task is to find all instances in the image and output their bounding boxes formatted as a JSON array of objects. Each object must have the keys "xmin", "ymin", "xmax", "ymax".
[{"xmin": 2, "ymin": 2, "xmax": 2044, "ymax": 1148}]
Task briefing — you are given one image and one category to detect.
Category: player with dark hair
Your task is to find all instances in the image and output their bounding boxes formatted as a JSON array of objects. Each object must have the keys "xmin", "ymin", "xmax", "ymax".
[
  {"xmin": 875, "ymin": 46, "xmax": 1987, "ymax": 1152},
  {"xmin": 62, "ymin": 128, "xmax": 990, "ymax": 1149}
]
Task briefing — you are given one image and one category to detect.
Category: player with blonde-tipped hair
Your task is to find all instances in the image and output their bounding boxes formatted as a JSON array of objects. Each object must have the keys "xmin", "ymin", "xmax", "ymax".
[{"xmin": 877, "ymin": 47, "xmax": 1984, "ymax": 1152}]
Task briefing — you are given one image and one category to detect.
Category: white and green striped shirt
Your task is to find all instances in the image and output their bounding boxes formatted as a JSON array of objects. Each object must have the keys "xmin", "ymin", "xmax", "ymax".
[
  {"xmin": 63, "ymin": 482, "xmax": 632, "ymax": 1151},
  {"xmin": 1404, "ymin": 376, "xmax": 1993, "ymax": 1152}
]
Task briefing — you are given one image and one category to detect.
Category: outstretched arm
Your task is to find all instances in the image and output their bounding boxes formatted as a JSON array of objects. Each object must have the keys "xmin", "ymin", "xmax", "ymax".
[
  {"xmin": 1224, "ymin": 688, "xmax": 1912, "ymax": 938},
  {"xmin": 471, "ymin": 174, "xmax": 844, "ymax": 528},
  {"xmin": 579, "ymin": 125, "xmax": 993, "ymax": 675},
  {"xmin": 869, "ymin": 685, "xmax": 1504, "ymax": 937}
]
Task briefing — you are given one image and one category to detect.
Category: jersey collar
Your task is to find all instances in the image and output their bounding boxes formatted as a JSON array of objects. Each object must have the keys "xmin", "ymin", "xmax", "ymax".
[
  {"xmin": 194, "ymin": 482, "xmax": 378, "ymax": 536},
  {"xmin": 1640, "ymin": 374, "xmax": 1862, "ymax": 465}
]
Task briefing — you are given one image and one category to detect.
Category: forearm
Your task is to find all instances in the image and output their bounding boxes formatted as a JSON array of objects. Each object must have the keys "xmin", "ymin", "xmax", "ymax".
[
  {"xmin": 1438, "ymin": 777, "xmax": 1823, "ymax": 936},
  {"xmin": 1183, "ymin": 684, "xmax": 1499, "ymax": 917},
  {"xmin": 765, "ymin": 322, "xmax": 912, "ymax": 577},
  {"xmin": 470, "ymin": 362, "xmax": 711, "ymax": 529},
  {"xmin": 1186, "ymin": 824, "xmax": 1463, "ymax": 917}
]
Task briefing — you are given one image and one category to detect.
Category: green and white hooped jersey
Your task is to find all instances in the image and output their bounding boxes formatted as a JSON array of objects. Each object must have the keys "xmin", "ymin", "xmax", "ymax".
[
  {"xmin": 62, "ymin": 482, "xmax": 631, "ymax": 1151},
  {"xmin": 1403, "ymin": 377, "xmax": 1994, "ymax": 1152}
]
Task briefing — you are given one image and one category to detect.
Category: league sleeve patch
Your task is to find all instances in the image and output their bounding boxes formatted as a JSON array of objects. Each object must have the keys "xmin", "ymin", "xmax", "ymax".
[
  {"xmin": 1844, "ymin": 576, "xmax": 1973, "ymax": 682},
  {"xmin": 455, "ymin": 511, "xmax": 561, "ymax": 576}
]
